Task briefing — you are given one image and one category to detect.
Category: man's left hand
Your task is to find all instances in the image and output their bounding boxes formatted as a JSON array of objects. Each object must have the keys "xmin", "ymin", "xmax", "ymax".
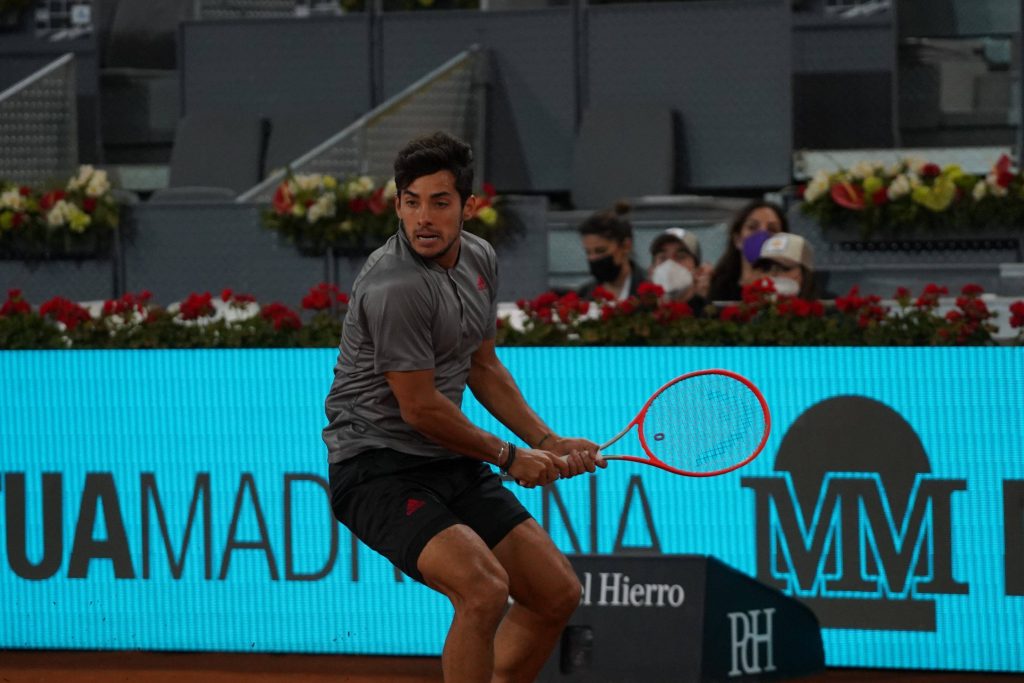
[{"xmin": 545, "ymin": 436, "xmax": 606, "ymax": 477}]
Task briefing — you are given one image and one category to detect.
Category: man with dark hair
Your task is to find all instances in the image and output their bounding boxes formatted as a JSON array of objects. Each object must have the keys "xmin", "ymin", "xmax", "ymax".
[{"xmin": 324, "ymin": 131, "xmax": 604, "ymax": 682}]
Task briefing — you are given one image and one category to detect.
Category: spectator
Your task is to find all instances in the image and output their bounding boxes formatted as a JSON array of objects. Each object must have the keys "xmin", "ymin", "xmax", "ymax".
[
  {"xmin": 708, "ymin": 200, "xmax": 787, "ymax": 301},
  {"xmin": 577, "ymin": 202, "xmax": 648, "ymax": 300},
  {"xmin": 750, "ymin": 232, "xmax": 819, "ymax": 299},
  {"xmin": 648, "ymin": 227, "xmax": 711, "ymax": 313}
]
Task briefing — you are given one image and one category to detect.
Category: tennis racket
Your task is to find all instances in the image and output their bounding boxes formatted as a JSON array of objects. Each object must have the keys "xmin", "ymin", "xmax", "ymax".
[{"xmin": 595, "ymin": 369, "xmax": 770, "ymax": 477}]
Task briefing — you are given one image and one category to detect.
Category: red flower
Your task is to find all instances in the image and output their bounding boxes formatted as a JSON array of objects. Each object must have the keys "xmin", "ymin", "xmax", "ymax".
[
  {"xmin": 960, "ymin": 283, "xmax": 984, "ymax": 297},
  {"xmin": 179, "ymin": 292, "xmax": 214, "ymax": 320},
  {"xmin": 795, "ymin": 184, "xmax": 806, "ymax": 199},
  {"xmin": 272, "ymin": 182, "xmax": 294, "ymax": 215},
  {"xmin": 349, "ymin": 197, "xmax": 368, "ymax": 214},
  {"xmin": 994, "ymin": 154, "xmax": 1012, "ymax": 176},
  {"xmin": 18, "ymin": 186, "xmax": 31, "ymax": 196},
  {"xmin": 482, "ymin": 182, "xmax": 496, "ymax": 198},
  {"xmin": 830, "ymin": 181, "xmax": 865, "ymax": 210},
  {"xmin": 871, "ymin": 187, "xmax": 888, "ymax": 206},
  {"xmin": 261, "ymin": 302, "xmax": 302, "ymax": 330},
  {"xmin": 720, "ymin": 305, "xmax": 748, "ymax": 323},
  {"xmin": 39, "ymin": 190, "xmax": 66, "ymax": 211},
  {"xmin": 618, "ymin": 299, "xmax": 637, "ymax": 315},
  {"xmin": 636, "ymin": 281, "xmax": 665, "ymax": 298},
  {"xmin": 221, "ymin": 288, "xmax": 233, "ymax": 302},
  {"xmin": 741, "ymin": 278, "xmax": 775, "ymax": 305},
  {"xmin": 10, "ymin": 213, "xmax": 24, "ymax": 229},
  {"xmin": 894, "ymin": 286, "xmax": 911, "ymax": 301},
  {"xmin": 996, "ymin": 171, "xmax": 1015, "ymax": 189},
  {"xmin": 590, "ymin": 286, "xmax": 616, "ymax": 302},
  {"xmin": 920, "ymin": 163, "xmax": 941, "ymax": 178},
  {"xmin": 82, "ymin": 197, "xmax": 97, "ymax": 213},
  {"xmin": 915, "ymin": 283, "xmax": 948, "ymax": 308},
  {"xmin": 301, "ymin": 283, "xmax": 348, "ymax": 311},
  {"xmin": 654, "ymin": 300, "xmax": 692, "ymax": 323},
  {"xmin": 302, "ymin": 288, "xmax": 331, "ymax": 311},
  {"xmin": 0, "ymin": 289, "xmax": 31, "ymax": 317},
  {"xmin": 1009, "ymin": 301, "xmax": 1024, "ymax": 328},
  {"xmin": 39, "ymin": 296, "xmax": 91, "ymax": 330},
  {"xmin": 368, "ymin": 187, "xmax": 388, "ymax": 215}
]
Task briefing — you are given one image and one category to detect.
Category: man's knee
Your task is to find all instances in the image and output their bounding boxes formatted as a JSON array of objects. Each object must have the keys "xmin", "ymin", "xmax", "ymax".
[
  {"xmin": 428, "ymin": 552, "xmax": 510, "ymax": 625},
  {"xmin": 547, "ymin": 569, "xmax": 583, "ymax": 621}
]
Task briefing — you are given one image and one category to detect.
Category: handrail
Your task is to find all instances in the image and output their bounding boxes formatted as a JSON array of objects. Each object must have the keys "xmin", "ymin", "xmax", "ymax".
[
  {"xmin": 0, "ymin": 53, "xmax": 74, "ymax": 104},
  {"xmin": 238, "ymin": 45, "xmax": 482, "ymax": 203}
]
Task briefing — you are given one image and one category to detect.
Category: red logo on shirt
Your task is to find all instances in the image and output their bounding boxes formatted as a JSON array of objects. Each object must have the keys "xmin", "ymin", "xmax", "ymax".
[
  {"xmin": 477, "ymin": 275, "xmax": 488, "ymax": 291},
  {"xmin": 406, "ymin": 498, "xmax": 426, "ymax": 516}
]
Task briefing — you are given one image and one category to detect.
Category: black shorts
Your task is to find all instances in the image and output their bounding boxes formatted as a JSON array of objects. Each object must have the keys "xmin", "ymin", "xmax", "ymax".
[{"xmin": 328, "ymin": 448, "xmax": 532, "ymax": 584}]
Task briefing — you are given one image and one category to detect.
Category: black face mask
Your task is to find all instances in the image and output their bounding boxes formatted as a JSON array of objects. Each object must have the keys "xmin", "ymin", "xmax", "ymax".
[{"xmin": 588, "ymin": 254, "xmax": 622, "ymax": 283}]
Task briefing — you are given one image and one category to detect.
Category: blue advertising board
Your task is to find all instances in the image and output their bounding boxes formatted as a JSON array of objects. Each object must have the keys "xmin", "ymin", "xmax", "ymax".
[{"xmin": 1, "ymin": 348, "xmax": 1022, "ymax": 671}]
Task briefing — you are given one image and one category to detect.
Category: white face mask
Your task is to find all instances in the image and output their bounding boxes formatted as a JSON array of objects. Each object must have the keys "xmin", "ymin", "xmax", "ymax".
[
  {"xmin": 770, "ymin": 276, "xmax": 800, "ymax": 296},
  {"xmin": 651, "ymin": 259, "xmax": 694, "ymax": 295}
]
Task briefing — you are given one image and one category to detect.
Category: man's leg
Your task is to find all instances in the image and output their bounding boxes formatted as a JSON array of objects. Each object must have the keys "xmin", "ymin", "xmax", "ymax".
[
  {"xmin": 489, "ymin": 519, "xmax": 582, "ymax": 683},
  {"xmin": 418, "ymin": 523, "xmax": 512, "ymax": 683}
]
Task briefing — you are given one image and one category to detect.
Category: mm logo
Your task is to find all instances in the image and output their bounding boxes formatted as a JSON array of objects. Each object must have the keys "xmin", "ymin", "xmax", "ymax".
[{"xmin": 742, "ymin": 396, "xmax": 968, "ymax": 631}]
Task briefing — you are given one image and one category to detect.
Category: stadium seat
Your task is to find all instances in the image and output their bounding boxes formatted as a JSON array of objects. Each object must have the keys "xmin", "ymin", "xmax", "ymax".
[
  {"xmin": 264, "ymin": 109, "xmax": 356, "ymax": 179},
  {"xmin": 161, "ymin": 113, "xmax": 269, "ymax": 196},
  {"xmin": 570, "ymin": 104, "xmax": 677, "ymax": 210}
]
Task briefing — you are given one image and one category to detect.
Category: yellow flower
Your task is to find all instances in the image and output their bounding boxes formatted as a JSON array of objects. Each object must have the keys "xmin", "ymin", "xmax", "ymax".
[
  {"xmin": 291, "ymin": 204, "xmax": 305, "ymax": 217},
  {"xmin": 68, "ymin": 206, "xmax": 92, "ymax": 233},
  {"xmin": 941, "ymin": 164, "xmax": 964, "ymax": 180},
  {"xmin": 911, "ymin": 176, "xmax": 955, "ymax": 212},
  {"xmin": 862, "ymin": 176, "xmax": 883, "ymax": 195},
  {"xmin": 322, "ymin": 176, "xmax": 338, "ymax": 190},
  {"xmin": 0, "ymin": 211, "xmax": 12, "ymax": 231}
]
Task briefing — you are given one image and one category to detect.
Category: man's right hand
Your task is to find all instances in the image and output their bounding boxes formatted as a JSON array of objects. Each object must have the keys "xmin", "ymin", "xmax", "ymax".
[{"xmin": 508, "ymin": 447, "xmax": 570, "ymax": 488}]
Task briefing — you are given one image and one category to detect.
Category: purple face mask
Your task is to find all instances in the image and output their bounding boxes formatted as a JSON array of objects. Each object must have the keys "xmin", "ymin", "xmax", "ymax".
[{"xmin": 742, "ymin": 231, "xmax": 773, "ymax": 264}]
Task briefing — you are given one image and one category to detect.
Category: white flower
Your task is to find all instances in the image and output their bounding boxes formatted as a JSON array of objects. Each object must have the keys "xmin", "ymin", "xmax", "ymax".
[
  {"xmin": 67, "ymin": 165, "xmax": 95, "ymax": 191},
  {"xmin": 47, "ymin": 200, "xmax": 72, "ymax": 227},
  {"xmin": 384, "ymin": 178, "xmax": 397, "ymax": 200},
  {"xmin": 972, "ymin": 180, "xmax": 987, "ymax": 201},
  {"xmin": 804, "ymin": 170, "xmax": 830, "ymax": 203},
  {"xmin": 850, "ymin": 160, "xmax": 882, "ymax": 180},
  {"xmin": 295, "ymin": 174, "xmax": 322, "ymax": 192},
  {"xmin": 307, "ymin": 192, "xmax": 336, "ymax": 223},
  {"xmin": 887, "ymin": 174, "xmax": 912, "ymax": 200},
  {"xmin": 903, "ymin": 156, "xmax": 927, "ymax": 175},
  {"xmin": 907, "ymin": 172, "xmax": 922, "ymax": 188},
  {"xmin": 357, "ymin": 175, "xmax": 374, "ymax": 194},
  {"xmin": 0, "ymin": 189, "xmax": 25, "ymax": 211},
  {"xmin": 85, "ymin": 170, "xmax": 110, "ymax": 198},
  {"xmin": 885, "ymin": 161, "xmax": 905, "ymax": 176},
  {"xmin": 986, "ymin": 172, "xmax": 1009, "ymax": 197}
]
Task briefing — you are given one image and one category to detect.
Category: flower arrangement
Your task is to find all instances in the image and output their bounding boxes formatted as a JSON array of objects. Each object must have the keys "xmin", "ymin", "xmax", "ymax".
[
  {"xmin": 799, "ymin": 154, "xmax": 1024, "ymax": 238},
  {"xmin": 0, "ymin": 165, "xmax": 120, "ymax": 258},
  {"xmin": 263, "ymin": 173, "xmax": 395, "ymax": 256},
  {"xmin": 0, "ymin": 283, "xmax": 350, "ymax": 349},
  {"xmin": 262, "ymin": 172, "xmax": 509, "ymax": 256},
  {"xmin": 3, "ymin": 282, "xmax": 1021, "ymax": 349},
  {"xmin": 496, "ymin": 281, "xmax": 1016, "ymax": 347}
]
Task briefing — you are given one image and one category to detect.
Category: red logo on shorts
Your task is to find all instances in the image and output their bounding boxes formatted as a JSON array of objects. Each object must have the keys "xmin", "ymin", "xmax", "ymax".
[
  {"xmin": 406, "ymin": 498, "xmax": 426, "ymax": 516},
  {"xmin": 476, "ymin": 275, "xmax": 488, "ymax": 291}
]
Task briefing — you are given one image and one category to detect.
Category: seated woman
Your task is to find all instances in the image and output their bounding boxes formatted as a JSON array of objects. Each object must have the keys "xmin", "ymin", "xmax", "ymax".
[
  {"xmin": 577, "ymin": 203, "xmax": 647, "ymax": 300},
  {"xmin": 750, "ymin": 232, "xmax": 818, "ymax": 299},
  {"xmin": 647, "ymin": 227, "xmax": 712, "ymax": 314},
  {"xmin": 708, "ymin": 200, "xmax": 787, "ymax": 302}
]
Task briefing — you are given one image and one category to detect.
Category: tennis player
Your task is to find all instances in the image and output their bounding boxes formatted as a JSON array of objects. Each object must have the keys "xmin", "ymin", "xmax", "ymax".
[{"xmin": 323, "ymin": 131, "xmax": 605, "ymax": 683}]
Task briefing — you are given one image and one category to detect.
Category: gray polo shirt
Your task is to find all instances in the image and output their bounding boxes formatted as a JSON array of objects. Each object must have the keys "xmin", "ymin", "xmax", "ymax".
[{"xmin": 322, "ymin": 227, "xmax": 499, "ymax": 464}]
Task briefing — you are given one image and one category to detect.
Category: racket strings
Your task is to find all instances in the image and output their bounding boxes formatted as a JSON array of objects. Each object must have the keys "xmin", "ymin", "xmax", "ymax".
[{"xmin": 641, "ymin": 374, "xmax": 765, "ymax": 474}]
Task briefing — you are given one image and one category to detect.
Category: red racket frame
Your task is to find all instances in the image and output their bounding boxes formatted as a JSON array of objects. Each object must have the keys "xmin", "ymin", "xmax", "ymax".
[{"xmin": 599, "ymin": 368, "xmax": 771, "ymax": 477}]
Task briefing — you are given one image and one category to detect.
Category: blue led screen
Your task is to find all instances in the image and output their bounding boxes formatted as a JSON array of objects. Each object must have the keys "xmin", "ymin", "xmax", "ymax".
[{"xmin": 0, "ymin": 348, "xmax": 1022, "ymax": 671}]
